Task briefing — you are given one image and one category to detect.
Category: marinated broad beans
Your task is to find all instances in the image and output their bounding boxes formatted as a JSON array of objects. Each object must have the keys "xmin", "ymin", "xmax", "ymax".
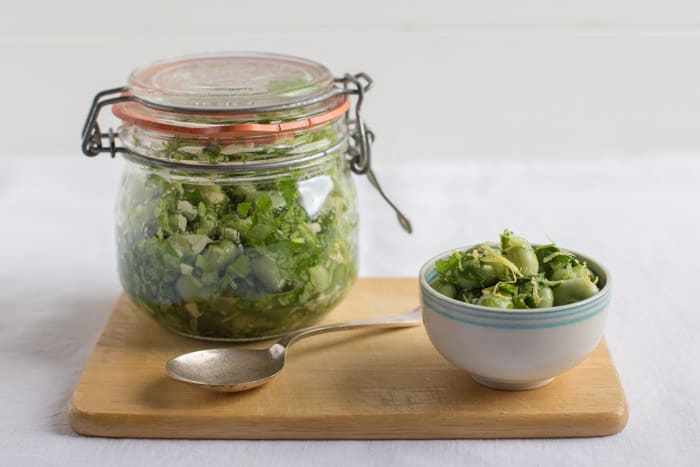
[{"xmin": 430, "ymin": 230, "xmax": 600, "ymax": 309}]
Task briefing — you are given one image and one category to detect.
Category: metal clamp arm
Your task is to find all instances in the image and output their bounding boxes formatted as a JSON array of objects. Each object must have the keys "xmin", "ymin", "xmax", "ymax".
[{"xmin": 81, "ymin": 87, "xmax": 134, "ymax": 158}]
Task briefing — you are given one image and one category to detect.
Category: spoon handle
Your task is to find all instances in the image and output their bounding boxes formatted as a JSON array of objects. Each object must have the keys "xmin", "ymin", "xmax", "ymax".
[{"xmin": 276, "ymin": 307, "xmax": 422, "ymax": 348}]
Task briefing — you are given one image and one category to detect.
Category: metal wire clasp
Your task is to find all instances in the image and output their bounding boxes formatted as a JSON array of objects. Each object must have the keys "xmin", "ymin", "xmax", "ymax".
[
  {"xmin": 336, "ymin": 73, "xmax": 413, "ymax": 234},
  {"xmin": 335, "ymin": 73, "xmax": 373, "ymax": 175},
  {"xmin": 81, "ymin": 87, "xmax": 135, "ymax": 158}
]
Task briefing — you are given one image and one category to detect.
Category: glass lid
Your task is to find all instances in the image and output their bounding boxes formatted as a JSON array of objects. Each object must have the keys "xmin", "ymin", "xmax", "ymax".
[{"xmin": 127, "ymin": 52, "xmax": 336, "ymax": 112}]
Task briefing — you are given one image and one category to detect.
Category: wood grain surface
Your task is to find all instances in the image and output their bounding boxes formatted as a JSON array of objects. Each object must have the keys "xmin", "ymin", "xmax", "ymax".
[{"xmin": 69, "ymin": 278, "xmax": 628, "ymax": 439}]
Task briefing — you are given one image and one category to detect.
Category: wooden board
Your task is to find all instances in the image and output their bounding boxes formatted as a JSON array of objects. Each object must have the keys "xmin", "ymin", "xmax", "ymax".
[{"xmin": 69, "ymin": 278, "xmax": 628, "ymax": 439}]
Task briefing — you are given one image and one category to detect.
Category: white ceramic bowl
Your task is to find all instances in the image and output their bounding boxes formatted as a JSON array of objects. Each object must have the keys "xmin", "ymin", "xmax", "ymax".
[{"xmin": 420, "ymin": 246, "xmax": 611, "ymax": 391}]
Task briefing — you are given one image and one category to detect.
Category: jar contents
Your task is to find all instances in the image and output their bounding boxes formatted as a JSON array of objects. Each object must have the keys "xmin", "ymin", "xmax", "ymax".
[{"xmin": 117, "ymin": 132, "xmax": 357, "ymax": 340}]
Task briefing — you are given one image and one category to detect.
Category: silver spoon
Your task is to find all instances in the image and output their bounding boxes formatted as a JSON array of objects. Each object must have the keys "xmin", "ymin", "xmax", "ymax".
[{"xmin": 166, "ymin": 308, "xmax": 421, "ymax": 392}]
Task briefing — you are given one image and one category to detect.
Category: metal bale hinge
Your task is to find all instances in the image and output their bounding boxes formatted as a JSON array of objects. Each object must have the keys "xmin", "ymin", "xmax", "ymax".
[
  {"xmin": 81, "ymin": 86, "xmax": 136, "ymax": 158},
  {"xmin": 335, "ymin": 73, "xmax": 373, "ymax": 176}
]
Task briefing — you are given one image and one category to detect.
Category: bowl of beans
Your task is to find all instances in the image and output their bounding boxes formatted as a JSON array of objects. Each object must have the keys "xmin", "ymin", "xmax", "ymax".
[{"xmin": 420, "ymin": 230, "xmax": 611, "ymax": 390}]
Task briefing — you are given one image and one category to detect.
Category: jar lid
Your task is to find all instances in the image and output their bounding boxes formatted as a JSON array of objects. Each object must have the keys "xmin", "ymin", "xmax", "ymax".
[
  {"xmin": 112, "ymin": 52, "xmax": 349, "ymax": 136},
  {"xmin": 128, "ymin": 52, "xmax": 336, "ymax": 112}
]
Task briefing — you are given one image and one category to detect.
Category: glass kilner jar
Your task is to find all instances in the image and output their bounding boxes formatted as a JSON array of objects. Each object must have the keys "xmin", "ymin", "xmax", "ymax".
[{"xmin": 81, "ymin": 53, "xmax": 411, "ymax": 341}]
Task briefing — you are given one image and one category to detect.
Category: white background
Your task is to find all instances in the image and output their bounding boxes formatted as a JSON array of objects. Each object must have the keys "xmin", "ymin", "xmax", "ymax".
[
  {"xmin": 2, "ymin": 2, "xmax": 700, "ymax": 467},
  {"xmin": 3, "ymin": 0, "xmax": 700, "ymax": 161}
]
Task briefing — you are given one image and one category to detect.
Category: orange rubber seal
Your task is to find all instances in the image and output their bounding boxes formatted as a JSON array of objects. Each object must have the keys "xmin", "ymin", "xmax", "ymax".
[{"xmin": 112, "ymin": 96, "xmax": 349, "ymax": 137}]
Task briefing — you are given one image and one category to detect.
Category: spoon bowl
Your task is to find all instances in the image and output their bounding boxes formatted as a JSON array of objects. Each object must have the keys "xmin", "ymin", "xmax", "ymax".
[
  {"xmin": 167, "ymin": 344, "xmax": 287, "ymax": 392},
  {"xmin": 166, "ymin": 308, "xmax": 421, "ymax": 392}
]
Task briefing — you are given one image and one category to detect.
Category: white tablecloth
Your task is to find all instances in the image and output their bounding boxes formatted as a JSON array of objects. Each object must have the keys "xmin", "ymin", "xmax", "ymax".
[{"xmin": 1, "ymin": 155, "xmax": 698, "ymax": 466}]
